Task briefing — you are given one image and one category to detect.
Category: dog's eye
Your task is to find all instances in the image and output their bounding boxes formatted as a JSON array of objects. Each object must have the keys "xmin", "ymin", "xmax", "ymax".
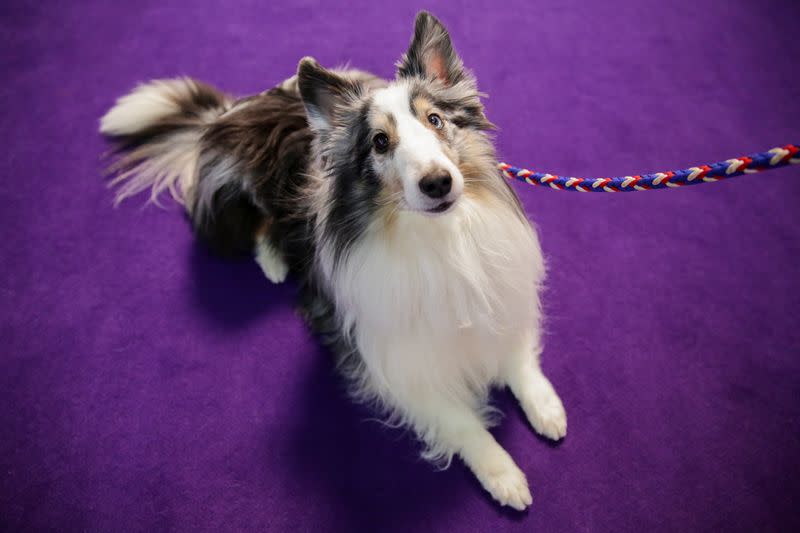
[
  {"xmin": 373, "ymin": 133, "xmax": 389, "ymax": 153},
  {"xmin": 427, "ymin": 113, "xmax": 444, "ymax": 129}
]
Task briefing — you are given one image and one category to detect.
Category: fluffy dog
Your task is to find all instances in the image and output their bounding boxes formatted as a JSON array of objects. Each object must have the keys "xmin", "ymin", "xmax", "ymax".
[{"xmin": 100, "ymin": 12, "xmax": 566, "ymax": 510}]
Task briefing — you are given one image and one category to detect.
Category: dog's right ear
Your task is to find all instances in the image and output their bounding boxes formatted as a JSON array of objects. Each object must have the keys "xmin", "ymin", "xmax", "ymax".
[{"xmin": 297, "ymin": 57, "xmax": 359, "ymax": 131}]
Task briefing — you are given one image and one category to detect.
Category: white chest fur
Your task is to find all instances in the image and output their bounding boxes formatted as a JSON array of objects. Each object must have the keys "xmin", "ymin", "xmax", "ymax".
[{"xmin": 320, "ymin": 196, "xmax": 545, "ymax": 405}]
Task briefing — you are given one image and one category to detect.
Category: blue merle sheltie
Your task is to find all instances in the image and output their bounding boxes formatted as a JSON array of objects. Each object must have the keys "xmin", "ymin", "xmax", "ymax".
[{"xmin": 100, "ymin": 12, "xmax": 566, "ymax": 510}]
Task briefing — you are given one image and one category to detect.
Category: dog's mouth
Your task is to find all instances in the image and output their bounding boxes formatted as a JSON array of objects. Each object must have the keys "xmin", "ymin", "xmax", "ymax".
[
  {"xmin": 426, "ymin": 201, "xmax": 453, "ymax": 214},
  {"xmin": 400, "ymin": 196, "xmax": 459, "ymax": 217}
]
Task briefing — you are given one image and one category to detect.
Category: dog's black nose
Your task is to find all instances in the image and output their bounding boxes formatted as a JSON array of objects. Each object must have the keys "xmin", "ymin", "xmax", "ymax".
[{"xmin": 418, "ymin": 173, "xmax": 452, "ymax": 199}]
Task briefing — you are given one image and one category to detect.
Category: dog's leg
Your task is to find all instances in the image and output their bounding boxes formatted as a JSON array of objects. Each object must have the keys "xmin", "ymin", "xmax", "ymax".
[
  {"xmin": 401, "ymin": 395, "xmax": 532, "ymax": 510},
  {"xmin": 253, "ymin": 227, "xmax": 288, "ymax": 284},
  {"xmin": 503, "ymin": 331, "xmax": 567, "ymax": 441}
]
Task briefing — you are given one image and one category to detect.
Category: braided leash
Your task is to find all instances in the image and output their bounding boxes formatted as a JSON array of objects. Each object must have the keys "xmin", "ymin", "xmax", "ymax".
[{"xmin": 500, "ymin": 144, "xmax": 798, "ymax": 192}]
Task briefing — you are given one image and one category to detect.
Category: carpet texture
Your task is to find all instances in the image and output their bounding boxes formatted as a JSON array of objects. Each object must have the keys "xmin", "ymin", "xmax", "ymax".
[{"xmin": 2, "ymin": 1, "xmax": 799, "ymax": 531}]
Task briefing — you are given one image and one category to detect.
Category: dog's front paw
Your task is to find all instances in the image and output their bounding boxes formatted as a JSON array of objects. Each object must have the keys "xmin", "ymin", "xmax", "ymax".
[
  {"xmin": 255, "ymin": 241, "xmax": 289, "ymax": 283},
  {"xmin": 472, "ymin": 450, "xmax": 532, "ymax": 511},
  {"xmin": 525, "ymin": 392, "xmax": 567, "ymax": 441}
]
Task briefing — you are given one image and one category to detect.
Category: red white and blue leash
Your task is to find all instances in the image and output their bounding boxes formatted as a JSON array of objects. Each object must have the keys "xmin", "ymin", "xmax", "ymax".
[{"xmin": 500, "ymin": 144, "xmax": 798, "ymax": 192}]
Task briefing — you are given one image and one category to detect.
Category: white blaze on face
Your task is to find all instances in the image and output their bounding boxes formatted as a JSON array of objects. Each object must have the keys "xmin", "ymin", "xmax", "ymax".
[{"xmin": 371, "ymin": 85, "xmax": 464, "ymax": 212}]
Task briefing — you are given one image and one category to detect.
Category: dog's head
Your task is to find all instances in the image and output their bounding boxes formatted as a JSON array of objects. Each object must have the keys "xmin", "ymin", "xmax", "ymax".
[{"xmin": 297, "ymin": 12, "xmax": 495, "ymax": 218}]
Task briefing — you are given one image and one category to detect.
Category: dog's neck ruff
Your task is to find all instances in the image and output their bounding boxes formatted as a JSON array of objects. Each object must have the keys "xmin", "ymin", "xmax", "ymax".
[{"xmin": 318, "ymin": 195, "xmax": 544, "ymax": 342}]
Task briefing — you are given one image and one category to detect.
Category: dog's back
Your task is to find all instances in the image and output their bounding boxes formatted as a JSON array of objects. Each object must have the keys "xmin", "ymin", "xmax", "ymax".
[
  {"xmin": 193, "ymin": 85, "xmax": 313, "ymax": 260},
  {"xmin": 101, "ymin": 79, "xmax": 309, "ymax": 261}
]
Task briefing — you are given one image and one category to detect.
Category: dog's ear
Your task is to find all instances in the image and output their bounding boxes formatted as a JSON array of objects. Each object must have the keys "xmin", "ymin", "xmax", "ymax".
[
  {"xmin": 396, "ymin": 12, "xmax": 465, "ymax": 85},
  {"xmin": 297, "ymin": 57, "xmax": 359, "ymax": 131}
]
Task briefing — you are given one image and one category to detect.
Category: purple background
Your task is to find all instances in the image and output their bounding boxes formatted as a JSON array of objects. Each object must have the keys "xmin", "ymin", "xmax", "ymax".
[{"xmin": 2, "ymin": 0, "xmax": 800, "ymax": 531}]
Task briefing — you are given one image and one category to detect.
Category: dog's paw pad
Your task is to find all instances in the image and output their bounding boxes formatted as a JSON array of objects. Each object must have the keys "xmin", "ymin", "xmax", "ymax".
[
  {"xmin": 527, "ymin": 396, "xmax": 567, "ymax": 441},
  {"xmin": 478, "ymin": 462, "xmax": 532, "ymax": 511}
]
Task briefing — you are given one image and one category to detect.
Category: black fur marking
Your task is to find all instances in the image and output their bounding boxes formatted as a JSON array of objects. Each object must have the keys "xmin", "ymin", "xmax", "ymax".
[
  {"xmin": 322, "ymin": 103, "xmax": 382, "ymax": 267},
  {"xmin": 450, "ymin": 113, "xmax": 493, "ymax": 130},
  {"xmin": 192, "ymin": 177, "xmax": 263, "ymax": 256}
]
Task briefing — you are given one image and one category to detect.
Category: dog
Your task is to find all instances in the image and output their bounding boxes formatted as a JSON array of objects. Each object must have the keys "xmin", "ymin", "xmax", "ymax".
[{"xmin": 100, "ymin": 12, "xmax": 566, "ymax": 511}]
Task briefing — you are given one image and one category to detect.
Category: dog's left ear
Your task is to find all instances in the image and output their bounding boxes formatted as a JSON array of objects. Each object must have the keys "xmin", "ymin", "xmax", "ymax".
[{"xmin": 396, "ymin": 12, "xmax": 465, "ymax": 86}]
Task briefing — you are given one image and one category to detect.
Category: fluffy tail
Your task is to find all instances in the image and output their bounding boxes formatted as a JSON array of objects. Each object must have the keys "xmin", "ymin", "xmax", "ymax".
[{"xmin": 100, "ymin": 77, "xmax": 233, "ymax": 207}]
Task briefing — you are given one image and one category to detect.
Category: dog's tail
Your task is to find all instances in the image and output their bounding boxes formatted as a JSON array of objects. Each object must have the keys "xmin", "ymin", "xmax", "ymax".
[{"xmin": 99, "ymin": 77, "xmax": 233, "ymax": 208}]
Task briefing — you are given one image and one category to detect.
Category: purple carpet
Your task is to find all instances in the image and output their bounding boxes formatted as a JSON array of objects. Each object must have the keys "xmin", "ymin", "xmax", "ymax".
[{"xmin": 3, "ymin": 1, "xmax": 799, "ymax": 531}]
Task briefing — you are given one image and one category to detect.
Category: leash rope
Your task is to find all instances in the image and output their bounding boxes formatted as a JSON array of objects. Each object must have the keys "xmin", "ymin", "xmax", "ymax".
[{"xmin": 500, "ymin": 144, "xmax": 798, "ymax": 192}]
